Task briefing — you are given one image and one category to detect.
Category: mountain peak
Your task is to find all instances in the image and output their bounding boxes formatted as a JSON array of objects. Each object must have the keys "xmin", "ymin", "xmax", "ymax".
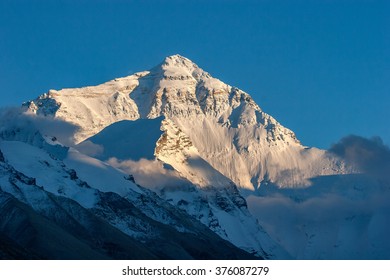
[
  {"xmin": 159, "ymin": 54, "xmax": 202, "ymax": 75},
  {"xmin": 164, "ymin": 54, "xmax": 194, "ymax": 64},
  {"xmin": 24, "ymin": 54, "xmax": 299, "ymax": 146}
]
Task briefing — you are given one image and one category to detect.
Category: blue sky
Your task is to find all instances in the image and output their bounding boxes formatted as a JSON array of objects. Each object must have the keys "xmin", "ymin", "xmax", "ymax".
[{"xmin": 0, "ymin": 0, "xmax": 388, "ymax": 148}]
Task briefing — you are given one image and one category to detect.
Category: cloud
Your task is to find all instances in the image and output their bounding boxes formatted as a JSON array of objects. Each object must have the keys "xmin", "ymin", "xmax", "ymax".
[
  {"xmin": 329, "ymin": 135, "xmax": 390, "ymax": 182},
  {"xmin": 0, "ymin": 107, "xmax": 80, "ymax": 146},
  {"xmin": 107, "ymin": 157, "xmax": 190, "ymax": 190},
  {"xmin": 247, "ymin": 190, "xmax": 390, "ymax": 259},
  {"xmin": 76, "ymin": 140, "xmax": 104, "ymax": 157}
]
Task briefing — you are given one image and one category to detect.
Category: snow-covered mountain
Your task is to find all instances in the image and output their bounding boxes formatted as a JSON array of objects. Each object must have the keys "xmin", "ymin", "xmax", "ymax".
[
  {"xmin": 1, "ymin": 54, "xmax": 388, "ymax": 259},
  {"xmin": 24, "ymin": 55, "xmax": 349, "ymax": 190}
]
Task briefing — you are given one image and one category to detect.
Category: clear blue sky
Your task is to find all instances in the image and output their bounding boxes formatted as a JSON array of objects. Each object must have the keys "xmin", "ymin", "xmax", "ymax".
[{"xmin": 0, "ymin": 0, "xmax": 389, "ymax": 148}]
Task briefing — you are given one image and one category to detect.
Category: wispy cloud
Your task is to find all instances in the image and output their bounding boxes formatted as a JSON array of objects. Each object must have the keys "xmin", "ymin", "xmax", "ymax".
[
  {"xmin": 0, "ymin": 107, "xmax": 79, "ymax": 146},
  {"xmin": 107, "ymin": 157, "xmax": 190, "ymax": 190},
  {"xmin": 76, "ymin": 140, "xmax": 104, "ymax": 157}
]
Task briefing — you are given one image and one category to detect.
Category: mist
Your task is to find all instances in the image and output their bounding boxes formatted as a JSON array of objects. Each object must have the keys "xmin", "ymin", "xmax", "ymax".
[
  {"xmin": 0, "ymin": 107, "xmax": 79, "ymax": 147},
  {"xmin": 107, "ymin": 157, "xmax": 190, "ymax": 190}
]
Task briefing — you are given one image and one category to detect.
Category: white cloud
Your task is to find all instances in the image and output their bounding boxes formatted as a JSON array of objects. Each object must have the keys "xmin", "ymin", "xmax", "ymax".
[
  {"xmin": 76, "ymin": 140, "xmax": 104, "ymax": 157},
  {"xmin": 107, "ymin": 157, "xmax": 190, "ymax": 190},
  {"xmin": 0, "ymin": 107, "xmax": 79, "ymax": 146}
]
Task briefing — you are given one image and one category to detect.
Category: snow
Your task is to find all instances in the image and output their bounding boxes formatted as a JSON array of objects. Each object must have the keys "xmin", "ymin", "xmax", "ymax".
[
  {"xmin": 0, "ymin": 140, "xmax": 142, "ymax": 209},
  {"xmin": 24, "ymin": 74, "xmax": 144, "ymax": 143},
  {"xmin": 0, "ymin": 141, "xmax": 98, "ymax": 209}
]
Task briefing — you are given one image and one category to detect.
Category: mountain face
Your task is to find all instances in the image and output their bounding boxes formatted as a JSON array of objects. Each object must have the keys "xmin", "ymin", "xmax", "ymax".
[{"xmin": 1, "ymin": 54, "xmax": 388, "ymax": 259}]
